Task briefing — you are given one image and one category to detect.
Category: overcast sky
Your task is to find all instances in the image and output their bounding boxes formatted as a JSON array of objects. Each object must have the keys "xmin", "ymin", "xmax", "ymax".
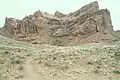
[{"xmin": 0, "ymin": 0, "xmax": 119, "ymax": 30}]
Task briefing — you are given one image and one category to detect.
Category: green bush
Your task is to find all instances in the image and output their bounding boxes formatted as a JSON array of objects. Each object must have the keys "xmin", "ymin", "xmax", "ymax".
[
  {"xmin": 113, "ymin": 70, "xmax": 120, "ymax": 74},
  {"xmin": 51, "ymin": 39, "xmax": 64, "ymax": 46}
]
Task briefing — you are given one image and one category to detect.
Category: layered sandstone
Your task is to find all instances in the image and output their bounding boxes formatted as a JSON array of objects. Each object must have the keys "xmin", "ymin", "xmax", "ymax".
[{"xmin": 0, "ymin": 1, "xmax": 115, "ymax": 45}]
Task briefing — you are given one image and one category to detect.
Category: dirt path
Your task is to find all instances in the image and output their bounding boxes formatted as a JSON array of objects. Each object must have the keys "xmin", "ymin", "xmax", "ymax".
[{"xmin": 24, "ymin": 58, "xmax": 44, "ymax": 80}]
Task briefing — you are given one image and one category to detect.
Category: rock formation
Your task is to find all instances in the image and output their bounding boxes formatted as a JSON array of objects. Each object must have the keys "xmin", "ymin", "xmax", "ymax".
[
  {"xmin": 0, "ymin": 1, "xmax": 115, "ymax": 45},
  {"xmin": 54, "ymin": 11, "xmax": 66, "ymax": 18}
]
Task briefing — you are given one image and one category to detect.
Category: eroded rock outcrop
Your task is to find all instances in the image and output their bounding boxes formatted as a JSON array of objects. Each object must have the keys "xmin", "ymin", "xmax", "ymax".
[
  {"xmin": 0, "ymin": 1, "xmax": 115, "ymax": 45},
  {"xmin": 54, "ymin": 11, "xmax": 66, "ymax": 18},
  {"xmin": 70, "ymin": 1, "xmax": 99, "ymax": 17}
]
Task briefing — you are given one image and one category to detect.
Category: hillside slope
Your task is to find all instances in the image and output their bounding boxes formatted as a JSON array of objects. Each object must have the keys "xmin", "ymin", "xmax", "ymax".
[{"xmin": 0, "ymin": 35, "xmax": 120, "ymax": 80}]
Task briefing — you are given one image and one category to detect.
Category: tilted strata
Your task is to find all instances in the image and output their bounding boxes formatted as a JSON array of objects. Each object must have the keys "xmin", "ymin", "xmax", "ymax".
[{"xmin": 0, "ymin": 1, "xmax": 115, "ymax": 45}]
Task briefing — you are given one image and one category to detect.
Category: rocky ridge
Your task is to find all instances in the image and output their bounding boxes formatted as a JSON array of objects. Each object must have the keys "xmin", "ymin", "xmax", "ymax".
[{"xmin": 0, "ymin": 1, "xmax": 115, "ymax": 45}]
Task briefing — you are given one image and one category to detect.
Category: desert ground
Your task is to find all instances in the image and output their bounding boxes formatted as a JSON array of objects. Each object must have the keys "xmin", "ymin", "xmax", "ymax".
[{"xmin": 0, "ymin": 35, "xmax": 120, "ymax": 80}]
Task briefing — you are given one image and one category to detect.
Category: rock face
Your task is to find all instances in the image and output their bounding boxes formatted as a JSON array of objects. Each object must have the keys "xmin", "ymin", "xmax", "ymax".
[
  {"xmin": 0, "ymin": 1, "xmax": 115, "ymax": 45},
  {"xmin": 54, "ymin": 11, "xmax": 66, "ymax": 18}
]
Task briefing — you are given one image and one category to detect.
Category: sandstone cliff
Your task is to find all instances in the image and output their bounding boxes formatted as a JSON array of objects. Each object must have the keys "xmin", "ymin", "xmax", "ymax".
[{"xmin": 0, "ymin": 1, "xmax": 115, "ymax": 45}]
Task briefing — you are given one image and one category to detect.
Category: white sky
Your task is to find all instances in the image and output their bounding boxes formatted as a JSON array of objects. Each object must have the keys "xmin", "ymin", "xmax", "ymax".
[{"xmin": 0, "ymin": 0, "xmax": 119, "ymax": 30}]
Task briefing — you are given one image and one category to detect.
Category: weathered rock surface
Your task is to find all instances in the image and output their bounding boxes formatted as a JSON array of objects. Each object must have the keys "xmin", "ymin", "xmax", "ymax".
[
  {"xmin": 54, "ymin": 11, "xmax": 66, "ymax": 18},
  {"xmin": 0, "ymin": 1, "xmax": 115, "ymax": 45}
]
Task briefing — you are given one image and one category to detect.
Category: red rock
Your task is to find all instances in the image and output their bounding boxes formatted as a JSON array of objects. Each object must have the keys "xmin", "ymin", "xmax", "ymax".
[{"xmin": 0, "ymin": 1, "xmax": 115, "ymax": 45}]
